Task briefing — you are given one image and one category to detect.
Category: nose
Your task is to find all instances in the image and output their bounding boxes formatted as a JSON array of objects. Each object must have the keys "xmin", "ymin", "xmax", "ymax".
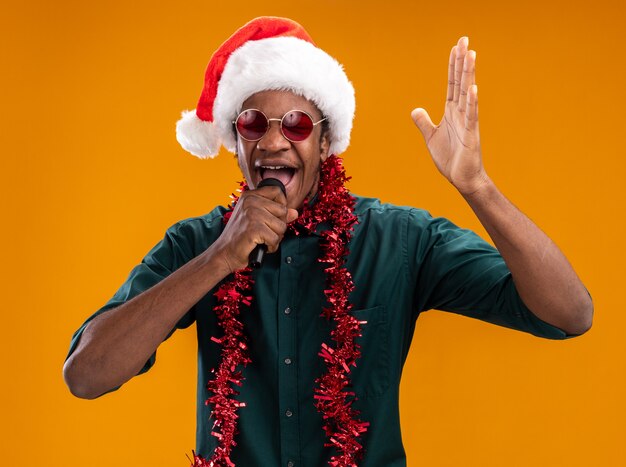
[{"xmin": 256, "ymin": 120, "xmax": 291, "ymax": 152}]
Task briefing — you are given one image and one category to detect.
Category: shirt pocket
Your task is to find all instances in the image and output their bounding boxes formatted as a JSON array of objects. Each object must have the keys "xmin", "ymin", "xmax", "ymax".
[{"xmin": 349, "ymin": 305, "xmax": 390, "ymax": 399}]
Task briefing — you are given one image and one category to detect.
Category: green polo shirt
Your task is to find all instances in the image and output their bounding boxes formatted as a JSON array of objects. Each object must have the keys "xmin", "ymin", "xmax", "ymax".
[{"xmin": 67, "ymin": 195, "xmax": 568, "ymax": 466}]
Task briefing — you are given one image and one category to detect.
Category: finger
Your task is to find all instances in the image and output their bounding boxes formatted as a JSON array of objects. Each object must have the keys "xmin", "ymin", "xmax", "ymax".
[
  {"xmin": 453, "ymin": 37, "xmax": 468, "ymax": 103},
  {"xmin": 446, "ymin": 46, "xmax": 456, "ymax": 102},
  {"xmin": 465, "ymin": 84, "xmax": 478, "ymax": 132},
  {"xmin": 260, "ymin": 199, "xmax": 290, "ymax": 220},
  {"xmin": 256, "ymin": 225, "xmax": 282, "ymax": 253},
  {"xmin": 286, "ymin": 208, "xmax": 299, "ymax": 223},
  {"xmin": 263, "ymin": 206, "xmax": 290, "ymax": 233},
  {"xmin": 237, "ymin": 195, "xmax": 288, "ymax": 219},
  {"xmin": 411, "ymin": 108, "xmax": 436, "ymax": 143},
  {"xmin": 458, "ymin": 49, "xmax": 476, "ymax": 112},
  {"xmin": 247, "ymin": 209, "xmax": 288, "ymax": 240},
  {"xmin": 256, "ymin": 185, "xmax": 287, "ymax": 205},
  {"xmin": 263, "ymin": 211, "xmax": 292, "ymax": 252}
]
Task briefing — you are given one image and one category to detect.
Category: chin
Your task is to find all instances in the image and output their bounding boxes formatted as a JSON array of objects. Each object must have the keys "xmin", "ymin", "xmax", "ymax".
[{"xmin": 287, "ymin": 193, "xmax": 306, "ymax": 211}]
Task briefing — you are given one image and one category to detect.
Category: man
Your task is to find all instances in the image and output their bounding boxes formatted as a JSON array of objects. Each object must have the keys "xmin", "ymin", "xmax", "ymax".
[{"xmin": 64, "ymin": 16, "xmax": 592, "ymax": 467}]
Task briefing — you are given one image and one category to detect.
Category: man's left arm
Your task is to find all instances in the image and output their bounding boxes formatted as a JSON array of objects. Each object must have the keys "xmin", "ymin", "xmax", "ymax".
[{"xmin": 411, "ymin": 37, "xmax": 593, "ymax": 336}]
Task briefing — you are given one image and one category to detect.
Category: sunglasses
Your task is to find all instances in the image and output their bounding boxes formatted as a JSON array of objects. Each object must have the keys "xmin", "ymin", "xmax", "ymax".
[{"xmin": 234, "ymin": 109, "xmax": 327, "ymax": 143}]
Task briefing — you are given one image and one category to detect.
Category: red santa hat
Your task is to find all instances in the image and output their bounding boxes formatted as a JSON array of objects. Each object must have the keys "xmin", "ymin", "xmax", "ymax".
[{"xmin": 176, "ymin": 16, "xmax": 355, "ymax": 158}]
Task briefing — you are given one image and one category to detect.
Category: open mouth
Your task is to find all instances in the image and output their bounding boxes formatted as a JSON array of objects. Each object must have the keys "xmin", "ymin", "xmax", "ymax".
[{"xmin": 259, "ymin": 166, "xmax": 296, "ymax": 187}]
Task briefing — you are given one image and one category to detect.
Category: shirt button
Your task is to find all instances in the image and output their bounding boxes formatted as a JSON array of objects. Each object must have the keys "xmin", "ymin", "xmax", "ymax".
[
  {"xmin": 285, "ymin": 256, "xmax": 293, "ymax": 264},
  {"xmin": 285, "ymin": 409, "xmax": 293, "ymax": 417},
  {"xmin": 284, "ymin": 358, "xmax": 292, "ymax": 365},
  {"xmin": 284, "ymin": 307, "xmax": 291, "ymax": 315},
  {"xmin": 287, "ymin": 462, "xmax": 295, "ymax": 467}
]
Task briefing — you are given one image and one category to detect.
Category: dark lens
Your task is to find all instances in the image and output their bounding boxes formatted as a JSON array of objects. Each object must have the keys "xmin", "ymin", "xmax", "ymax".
[
  {"xmin": 281, "ymin": 111, "xmax": 314, "ymax": 141},
  {"xmin": 236, "ymin": 110, "xmax": 268, "ymax": 141}
]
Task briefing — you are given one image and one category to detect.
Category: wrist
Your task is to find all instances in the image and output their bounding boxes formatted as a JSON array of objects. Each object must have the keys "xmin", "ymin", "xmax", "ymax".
[
  {"xmin": 201, "ymin": 241, "xmax": 238, "ymax": 277},
  {"xmin": 460, "ymin": 176, "xmax": 501, "ymax": 214},
  {"xmin": 456, "ymin": 170, "xmax": 492, "ymax": 198}
]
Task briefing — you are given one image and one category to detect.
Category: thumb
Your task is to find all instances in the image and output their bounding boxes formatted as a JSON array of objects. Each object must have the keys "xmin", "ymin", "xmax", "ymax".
[
  {"xmin": 287, "ymin": 208, "xmax": 299, "ymax": 223},
  {"xmin": 411, "ymin": 108, "xmax": 436, "ymax": 142}
]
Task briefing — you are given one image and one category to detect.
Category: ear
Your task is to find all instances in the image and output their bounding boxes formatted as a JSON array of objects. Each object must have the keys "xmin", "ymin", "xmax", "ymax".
[{"xmin": 320, "ymin": 132, "xmax": 330, "ymax": 162}]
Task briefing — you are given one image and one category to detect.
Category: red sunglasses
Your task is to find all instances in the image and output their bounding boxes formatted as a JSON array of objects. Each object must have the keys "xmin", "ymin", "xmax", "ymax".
[{"xmin": 234, "ymin": 109, "xmax": 327, "ymax": 143}]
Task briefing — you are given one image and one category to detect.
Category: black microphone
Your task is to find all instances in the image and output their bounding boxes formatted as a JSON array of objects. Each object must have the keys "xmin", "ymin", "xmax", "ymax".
[{"xmin": 248, "ymin": 178, "xmax": 286, "ymax": 269}]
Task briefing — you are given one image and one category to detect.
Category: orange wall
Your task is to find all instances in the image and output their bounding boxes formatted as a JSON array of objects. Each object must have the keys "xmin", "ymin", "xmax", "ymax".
[{"xmin": 1, "ymin": 0, "xmax": 624, "ymax": 465}]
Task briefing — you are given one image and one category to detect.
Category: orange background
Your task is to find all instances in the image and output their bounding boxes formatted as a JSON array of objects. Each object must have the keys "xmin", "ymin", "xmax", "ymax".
[{"xmin": 1, "ymin": 0, "xmax": 624, "ymax": 465}]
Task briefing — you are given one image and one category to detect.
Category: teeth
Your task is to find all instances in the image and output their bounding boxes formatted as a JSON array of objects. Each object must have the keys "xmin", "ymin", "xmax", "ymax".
[{"xmin": 261, "ymin": 166, "xmax": 289, "ymax": 170}]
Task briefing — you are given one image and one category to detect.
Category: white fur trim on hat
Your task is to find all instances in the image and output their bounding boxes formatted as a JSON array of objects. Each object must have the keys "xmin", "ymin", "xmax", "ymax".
[{"xmin": 175, "ymin": 110, "xmax": 221, "ymax": 159}]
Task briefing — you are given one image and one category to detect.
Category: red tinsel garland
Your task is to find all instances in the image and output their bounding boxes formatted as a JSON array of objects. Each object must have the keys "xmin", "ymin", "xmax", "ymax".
[{"xmin": 192, "ymin": 155, "xmax": 368, "ymax": 466}]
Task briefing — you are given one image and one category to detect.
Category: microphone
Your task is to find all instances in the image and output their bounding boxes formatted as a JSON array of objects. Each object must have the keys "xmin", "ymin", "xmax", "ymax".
[{"xmin": 248, "ymin": 178, "xmax": 286, "ymax": 269}]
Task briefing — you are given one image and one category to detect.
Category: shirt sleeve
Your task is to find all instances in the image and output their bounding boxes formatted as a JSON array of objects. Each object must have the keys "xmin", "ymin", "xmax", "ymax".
[
  {"xmin": 407, "ymin": 208, "xmax": 570, "ymax": 340},
  {"xmin": 65, "ymin": 222, "xmax": 198, "ymax": 389}
]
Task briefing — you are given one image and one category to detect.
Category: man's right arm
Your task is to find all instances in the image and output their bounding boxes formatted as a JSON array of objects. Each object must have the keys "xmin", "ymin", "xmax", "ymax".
[
  {"xmin": 63, "ymin": 185, "xmax": 297, "ymax": 399},
  {"xmin": 63, "ymin": 240, "xmax": 233, "ymax": 399}
]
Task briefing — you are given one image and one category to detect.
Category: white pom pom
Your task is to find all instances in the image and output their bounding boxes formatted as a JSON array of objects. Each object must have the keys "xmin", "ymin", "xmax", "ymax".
[{"xmin": 175, "ymin": 110, "xmax": 221, "ymax": 159}]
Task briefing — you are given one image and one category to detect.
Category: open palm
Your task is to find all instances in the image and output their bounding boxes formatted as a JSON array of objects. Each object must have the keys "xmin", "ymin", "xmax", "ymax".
[{"xmin": 412, "ymin": 37, "xmax": 487, "ymax": 195}]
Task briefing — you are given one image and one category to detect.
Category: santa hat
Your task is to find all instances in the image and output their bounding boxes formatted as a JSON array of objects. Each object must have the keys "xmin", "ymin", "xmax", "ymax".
[{"xmin": 176, "ymin": 16, "xmax": 355, "ymax": 158}]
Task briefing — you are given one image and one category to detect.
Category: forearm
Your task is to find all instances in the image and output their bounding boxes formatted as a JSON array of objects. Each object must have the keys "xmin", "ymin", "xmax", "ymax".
[
  {"xmin": 63, "ymin": 242, "xmax": 232, "ymax": 399},
  {"xmin": 462, "ymin": 177, "xmax": 593, "ymax": 335}
]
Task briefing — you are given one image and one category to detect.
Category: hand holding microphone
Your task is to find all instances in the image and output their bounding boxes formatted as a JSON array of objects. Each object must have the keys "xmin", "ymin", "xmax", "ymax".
[
  {"xmin": 248, "ymin": 178, "xmax": 286, "ymax": 268},
  {"xmin": 209, "ymin": 177, "xmax": 296, "ymax": 275}
]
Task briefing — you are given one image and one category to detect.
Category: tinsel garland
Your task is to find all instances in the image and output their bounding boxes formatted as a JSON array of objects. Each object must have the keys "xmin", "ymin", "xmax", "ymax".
[{"xmin": 192, "ymin": 155, "xmax": 368, "ymax": 466}]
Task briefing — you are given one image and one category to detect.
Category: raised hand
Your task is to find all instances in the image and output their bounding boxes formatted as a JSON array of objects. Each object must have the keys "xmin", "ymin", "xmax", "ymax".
[{"xmin": 411, "ymin": 37, "xmax": 488, "ymax": 195}]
